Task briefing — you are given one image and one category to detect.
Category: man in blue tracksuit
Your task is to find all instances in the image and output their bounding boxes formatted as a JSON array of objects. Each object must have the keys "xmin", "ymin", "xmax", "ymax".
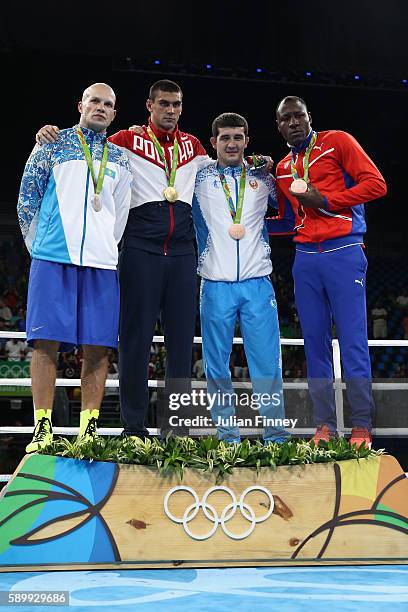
[{"xmin": 192, "ymin": 113, "xmax": 289, "ymax": 443}]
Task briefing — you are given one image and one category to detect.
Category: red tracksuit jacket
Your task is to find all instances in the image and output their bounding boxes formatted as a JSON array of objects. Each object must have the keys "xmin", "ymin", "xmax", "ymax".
[{"xmin": 272, "ymin": 130, "xmax": 387, "ymax": 250}]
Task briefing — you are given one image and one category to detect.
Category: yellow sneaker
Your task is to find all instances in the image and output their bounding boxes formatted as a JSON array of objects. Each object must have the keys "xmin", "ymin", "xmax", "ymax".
[
  {"xmin": 26, "ymin": 410, "xmax": 53, "ymax": 453},
  {"xmin": 77, "ymin": 409, "xmax": 99, "ymax": 443}
]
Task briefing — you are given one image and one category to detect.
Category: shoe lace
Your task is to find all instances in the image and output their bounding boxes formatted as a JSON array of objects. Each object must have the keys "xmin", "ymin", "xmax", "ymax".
[
  {"xmin": 33, "ymin": 417, "xmax": 51, "ymax": 441},
  {"xmin": 84, "ymin": 417, "xmax": 97, "ymax": 437}
]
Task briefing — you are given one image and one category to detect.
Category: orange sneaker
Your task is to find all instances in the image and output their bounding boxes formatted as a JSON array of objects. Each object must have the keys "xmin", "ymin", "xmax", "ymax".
[
  {"xmin": 350, "ymin": 427, "xmax": 372, "ymax": 449},
  {"xmin": 310, "ymin": 424, "xmax": 335, "ymax": 445}
]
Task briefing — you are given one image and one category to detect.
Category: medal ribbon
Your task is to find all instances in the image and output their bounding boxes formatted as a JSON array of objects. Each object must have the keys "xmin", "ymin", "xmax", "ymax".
[
  {"xmin": 147, "ymin": 126, "xmax": 179, "ymax": 187},
  {"xmin": 290, "ymin": 131, "xmax": 317, "ymax": 182},
  {"xmin": 218, "ymin": 164, "xmax": 246, "ymax": 224},
  {"xmin": 76, "ymin": 128, "xmax": 108, "ymax": 196}
]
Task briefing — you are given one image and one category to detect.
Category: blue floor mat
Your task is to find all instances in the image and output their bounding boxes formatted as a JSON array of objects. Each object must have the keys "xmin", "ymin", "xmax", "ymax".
[{"xmin": 0, "ymin": 566, "xmax": 407, "ymax": 611}]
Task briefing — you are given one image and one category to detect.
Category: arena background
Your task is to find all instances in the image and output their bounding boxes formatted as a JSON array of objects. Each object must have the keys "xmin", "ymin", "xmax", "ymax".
[{"xmin": 2, "ymin": 2, "xmax": 408, "ymax": 239}]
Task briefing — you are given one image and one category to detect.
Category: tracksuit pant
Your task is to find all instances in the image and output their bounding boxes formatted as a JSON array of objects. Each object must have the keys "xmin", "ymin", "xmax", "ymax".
[
  {"xmin": 118, "ymin": 247, "xmax": 197, "ymax": 437},
  {"xmin": 292, "ymin": 244, "xmax": 374, "ymax": 432},
  {"xmin": 200, "ymin": 276, "xmax": 289, "ymax": 442}
]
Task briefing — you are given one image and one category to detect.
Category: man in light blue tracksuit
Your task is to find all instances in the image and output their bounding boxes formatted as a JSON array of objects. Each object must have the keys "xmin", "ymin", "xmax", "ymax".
[{"xmin": 192, "ymin": 113, "xmax": 289, "ymax": 443}]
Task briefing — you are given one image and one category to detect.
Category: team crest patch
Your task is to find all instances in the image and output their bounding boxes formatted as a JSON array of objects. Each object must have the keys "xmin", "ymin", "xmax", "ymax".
[
  {"xmin": 284, "ymin": 161, "xmax": 290, "ymax": 169},
  {"xmin": 213, "ymin": 179, "xmax": 220, "ymax": 189},
  {"xmin": 249, "ymin": 179, "xmax": 259, "ymax": 190}
]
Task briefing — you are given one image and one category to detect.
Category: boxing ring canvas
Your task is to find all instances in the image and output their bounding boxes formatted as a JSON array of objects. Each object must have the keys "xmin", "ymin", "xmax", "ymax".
[{"xmin": 0, "ymin": 454, "xmax": 407, "ymax": 570}]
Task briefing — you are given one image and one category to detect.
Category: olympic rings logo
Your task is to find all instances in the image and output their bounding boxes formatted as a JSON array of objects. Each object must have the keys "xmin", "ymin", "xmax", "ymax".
[
  {"xmin": 0, "ymin": 363, "xmax": 30, "ymax": 378},
  {"xmin": 163, "ymin": 485, "xmax": 274, "ymax": 540}
]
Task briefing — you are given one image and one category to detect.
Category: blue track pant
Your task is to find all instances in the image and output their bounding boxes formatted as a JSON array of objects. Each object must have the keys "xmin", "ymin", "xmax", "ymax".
[
  {"xmin": 293, "ymin": 245, "xmax": 374, "ymax": 432},
  {"xmin": 200, "ymin": 276, "xmax": 288, "ymax": 442}
]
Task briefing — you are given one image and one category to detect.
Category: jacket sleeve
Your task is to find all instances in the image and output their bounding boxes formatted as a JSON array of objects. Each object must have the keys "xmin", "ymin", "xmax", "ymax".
[
  {"xmin": 262, "ymin": 172, "xmax": 278, "ymax": 208},
  {"xmin": 17, "ymin": 144, "xmax": 52, "ymax": 253},
  {"xmin": 108, "ymin": 129, "xmax": 135, "ymax": 151},
  {"xmin": 113, "ymin": 161, "xmax": 132, "ymax": 243},
  {"xmin": 323, "ymin": 131, "xmax": 387, "ymax": 211},
  {"xmin": 266, "ymin": 181, "xmax": 296, "ymax": 235},
  {"xmin": 108, "ymin": 134, "xmax": 133, "ymax": 241},
  {"xmin": 193, "ymin": 136, "xmax": 213, "ymax": 170}
]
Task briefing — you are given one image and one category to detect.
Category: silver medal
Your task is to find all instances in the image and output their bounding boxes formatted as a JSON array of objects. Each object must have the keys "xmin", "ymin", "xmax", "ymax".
[{"xmin": 92, "ymin": 194, "xmax": 102, "ymax": 212}]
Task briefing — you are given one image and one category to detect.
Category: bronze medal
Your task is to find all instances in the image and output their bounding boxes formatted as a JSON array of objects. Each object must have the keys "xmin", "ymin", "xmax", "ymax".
[
  {"xmin": 290, "ymin": 178, "xmax": 308, "ymax": 194},
  {"xmin": 229, "ymin": 223, "xmax": 246, "ymax": 240}
]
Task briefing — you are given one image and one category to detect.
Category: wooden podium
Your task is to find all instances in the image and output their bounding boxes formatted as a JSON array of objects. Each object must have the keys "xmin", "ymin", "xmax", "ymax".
[{"xmin": 0, "ymin": 453, "xmax": 407, "ymax": 570}]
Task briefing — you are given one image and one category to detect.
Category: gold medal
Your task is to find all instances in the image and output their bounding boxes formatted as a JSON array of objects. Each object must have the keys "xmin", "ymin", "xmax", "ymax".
[
  {"xmin": 229, "ymin": 223, "xmax": 246, "ymax": 240},
  {"xmin": 147, "ymin": 126, "xmax": 180, "ymax": 204},
  {"xmin": 290, "ymin": 178, "xmax": 308, "ymax": 194},
  {"xmin": 91, "ymin": 194, "xmax": 102, "ymax": 212},
  {"xmin": 163, "ymin": 186, "xmax": 178, "ymax": 203}
]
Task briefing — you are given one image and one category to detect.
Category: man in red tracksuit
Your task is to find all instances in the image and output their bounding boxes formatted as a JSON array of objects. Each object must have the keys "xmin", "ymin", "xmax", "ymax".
[
  {"xmin": 108, "ymin": 80, "xmax": 210, "ymax": 438},
  {"xmin": 274, "ymin": 96, "xmax": 387, "ymax": 448}
]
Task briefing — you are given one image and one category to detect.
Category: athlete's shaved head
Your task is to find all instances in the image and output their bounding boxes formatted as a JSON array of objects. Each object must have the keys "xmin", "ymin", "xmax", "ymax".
[
  {"xmin": 78, "ymin": 83, "xmax": 117, "ymax": 132},
  {"xmin": 82, "ymin": 82, "xmax": 116, "ymax": 104}
]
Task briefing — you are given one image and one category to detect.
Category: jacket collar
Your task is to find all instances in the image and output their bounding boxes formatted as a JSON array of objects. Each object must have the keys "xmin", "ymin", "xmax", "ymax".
[
  {"xmin": 217, "ymin": 161, "xmax": 246, "ymax": 177},
  {"xmin": 147, "ymin": 118, "xmax": 179, "ymax": 144},
  {"xmin": 75, "ymin": 124, "xmax": 107, "ymax": 143},
  {"xmin": 289, "ymin": 129, "xmax": 315, "ymax": 154}
]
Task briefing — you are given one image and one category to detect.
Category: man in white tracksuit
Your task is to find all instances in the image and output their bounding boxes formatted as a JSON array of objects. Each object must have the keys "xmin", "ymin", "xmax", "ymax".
[{"xmin": 192, "ymin": 113, "xmax": 289, "ymax": 443}]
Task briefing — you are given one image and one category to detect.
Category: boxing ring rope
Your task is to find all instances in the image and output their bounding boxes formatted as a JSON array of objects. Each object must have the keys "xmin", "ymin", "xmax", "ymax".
[{"xmin": 0, "ymin": 331, "xmax": 407, "ymax": 482}]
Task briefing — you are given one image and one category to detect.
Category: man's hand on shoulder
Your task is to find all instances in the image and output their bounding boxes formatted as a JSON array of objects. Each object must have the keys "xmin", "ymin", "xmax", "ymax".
[
  {"xmin": 36, "ymin": 125, "xmax": 60, "ymax": 145},
  {"xmin": 246, "ymin": 155, "xmax": 274, "ymax": 173},
  {"xmin": 128, "ymin": 125, "xmax": 144, "ymax": 135},
  {"xmin": 289, "ymin": 183, "xmax": 326, "ymax": 208}
]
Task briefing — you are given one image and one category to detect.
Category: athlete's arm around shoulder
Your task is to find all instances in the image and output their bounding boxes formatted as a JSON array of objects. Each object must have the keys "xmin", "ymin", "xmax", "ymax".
[
  {"xmin": 109, "ymin": 143, "xmax": 133, "ymax": 243},
  {"xmin": 35, "ymin": 125, "xmax": 133, "ymax": 147},
  {"xmin": 257, "ymin": 167, "xmax": 278, "ymax": 207}
]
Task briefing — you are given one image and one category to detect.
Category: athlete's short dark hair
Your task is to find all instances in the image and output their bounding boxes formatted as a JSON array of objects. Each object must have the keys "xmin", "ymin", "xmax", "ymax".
[
  {"xmin": 211, "ymin": 112, "xmax": 248, "ymax": 137},
  {"xmin": 276, "ymin": 96, "xmax": 308, "ymax": 116},
  {"xmin": 149, "ymin": 80, "xmax": 183, "ymax": 100}
]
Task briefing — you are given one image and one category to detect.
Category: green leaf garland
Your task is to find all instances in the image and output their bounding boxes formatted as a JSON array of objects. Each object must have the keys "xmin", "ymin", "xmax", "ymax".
[{"xmin": 37, "ymin": 436, "xmax": 383, "ymax": 482}]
